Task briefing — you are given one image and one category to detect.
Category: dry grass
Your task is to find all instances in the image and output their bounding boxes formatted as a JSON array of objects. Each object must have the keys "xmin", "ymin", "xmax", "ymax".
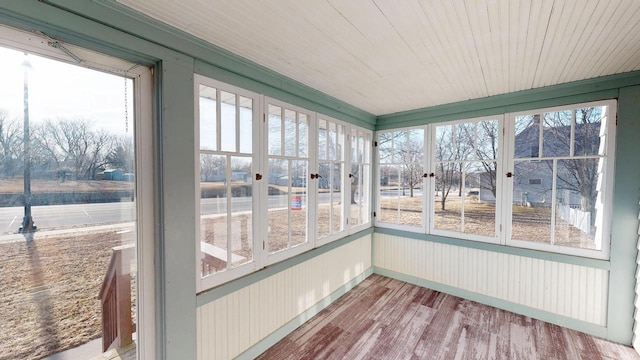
[
  {"xmin": 0, "ymin": 178, "xmax": 133, "ymax": 194},
  {"xmin": 379, "ymin": 195, "xmax": 596, "ymax": 248},
  {"xmin": 0, "ymin": 228, "xmax": 134, "ymax": 360}
]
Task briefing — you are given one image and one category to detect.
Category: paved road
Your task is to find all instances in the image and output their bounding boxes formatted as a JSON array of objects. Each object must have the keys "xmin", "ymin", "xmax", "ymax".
[{"xmin": 0, "ymin": 193, "xmax": 337, "ymax": 234}]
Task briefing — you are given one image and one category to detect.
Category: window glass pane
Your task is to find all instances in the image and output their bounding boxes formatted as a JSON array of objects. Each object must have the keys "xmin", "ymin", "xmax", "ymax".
[
  {"xmin": 575, "ymin": 107, "xmax": 604, "ymax": 156},
  {"xmin": 0, "ymin": 47, "xmax": 142, "ymax": 359},
  {"xmin": 337, "ymin": 124, "xmax": 345, "ymax": 161},
  {"xmin": 350, "ymin": 164, "xmax": 363, "ymax": 226},
  {"xmin": 317, "ymin": 161, "xmax": 331, "ymax": 239},
  {"xmin": 463, "ymin": 161, "xmax": 496, "ymax": 237},
  {"xmin": 199, "ymin": 85, "xmax": 217, "ymax": 151},
  {"xmin": 328, "ymin": 121, "xmax": 336, "ymax": 160},
  {"xmin": 298, "ymin": 113, "xmax": 308, "ymax": 158},
  {"xmin": 455, "ymin": 123, "xmax": 475, "ymax": 161},
  {"xmin": 267, "ymin": 158, "xmax": 288, "ymax": 253},
  {"xmin": 220, "ymin": 91, "xmax": 236, "ymax": 152},
  {"xmin": 434, "ymin": 162, "xmax": 462, "ymax": 232},
  {"xmin": 291, "ymin": 160, "xmax": 308, "ymax": 247},
  {"xmin": 284, "ymin": 109, "xmax": 296, "ymax": 157},
  {"xmin": 200, "ymin": 154, "xmax": 227, "ymax": 276},
  {"xmin": 268, "ymin": 105, "xmax": 281, "ymax": 156},
  {"xmin": 239, "ymin": 96, "xmax": 252, "ymax": 153},
  {"xmin": 318, "ymin": 119, "xmax": 327, "ymax": 160},
  {"xmin": 230, "ymin": 156, "xmax": 252, "ymax": 267},
  {"xmin": 514, "ymin": 115, "xmax": 540, "ymax": 158},
  {"xmin": 379, "ymin": 166, "xmax": 400, "ymax": 224},
  {"xmin": 331, "ymin": 163, "xmax": 343, "ymax": 233},
  {"xmin": 511, "ymin": 160, "xmax": 553, "ymax": 243},
  {"xmin": 378, "ymin": 132, "xmax": 395, "ymax": 164},
  {"xmin": 555, "ymin": 158, "xmax": 600, "ymax": 249},
  {"xmin": 543, "ymin": 110, "xmax": 571, "ymax": 157},
  {"xmin": 476, "ymin": 120, "xmax": 499, "ymax": 160},
  {"xmin": 435, "ymin": 125, "xmax": 453, "ymax": 161}
]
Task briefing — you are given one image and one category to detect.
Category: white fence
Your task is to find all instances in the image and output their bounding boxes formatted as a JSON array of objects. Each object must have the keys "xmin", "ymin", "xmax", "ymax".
[{"xmin": 557, "ymin": 204, "xmax": 591, "ymax": 234}]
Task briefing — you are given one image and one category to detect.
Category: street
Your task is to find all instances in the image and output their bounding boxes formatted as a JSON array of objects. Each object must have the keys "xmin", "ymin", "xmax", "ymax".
[{"xmin": 0, "ymin": 192, "xmax": 336, "ymax": 234}]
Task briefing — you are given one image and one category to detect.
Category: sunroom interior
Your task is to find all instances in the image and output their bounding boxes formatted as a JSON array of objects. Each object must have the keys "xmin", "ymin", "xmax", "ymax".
[{"xmin": 1, "ymin": 1, "xmax": 640, "ymax": 359}]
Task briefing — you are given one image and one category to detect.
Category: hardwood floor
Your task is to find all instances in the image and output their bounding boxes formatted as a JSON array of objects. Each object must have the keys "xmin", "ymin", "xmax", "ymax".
[{"xmin": 257, "ymin": 274, "xmax": 639, "ymax": 360}]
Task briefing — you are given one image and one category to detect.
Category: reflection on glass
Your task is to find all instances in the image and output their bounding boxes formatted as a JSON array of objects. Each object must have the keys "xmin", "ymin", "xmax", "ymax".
[
  {"xmin": 434, "ymin": 162, "xmax": 461, "ymax": 232},
  {"xmin": 200, "ymin": 154, "xmax": 227, "ymax": 276},
  {"xmin": 379, "ymin": 166, "xmax": 400, "ymax": 224},
  {"xmin": 332, "ymin": 163, "xmax": 343, "ymax": 233},
  {"xmin": 299, "ymin": 114, "xmax": 308, "ymax": 157},
  {"xmin": 575, "ymin": 107, "xmax": 604, "ymax": 156},
  {"xmin": 291, "ymin": 160, "xmax": 308, "ymax": 247},
  {"xmin": 220, "ymin": 91, "xmax": 236, "ymax": 152},
  {"xmin": 435, "ymin": 125, "xmax": 453, "ymax": 161},
  {"xmin": 239, "ymin": 96, "xmax": 252, "ymax": 153},
  {"xmin": 463, "ymin": 161, "xmax": 496, "ymax": 237},
  {"xmin": 268, "ymin": 105, "xmax": 281, "ymax": 156},
  {"xmin": 199, "ymin": 86, "xmax": 217, "ymax": 151},
  {"xmin": 511, "ymin": 160, "xmax": 552, "ymax": 243},
  {"xmin": 554, "ymin": 159, "xmax": 598, "ymax": 249},
  {"xmin": 543, "ymin": 110, "xmax": 571, "ymax": 157},
  {"xmin": 230, "ymin": 156, "xmax": 252, "ymax": 266},
  {"xmin": 514, "ymin": 115, "xmax": 540, "ymax": 158},
  {"xmin": 284, "ymin": 109, "xmax": 296, "ymax": 157},
  {"xmin": 267, "ymin": 158, "xmax": 289, "ymax": 253}
]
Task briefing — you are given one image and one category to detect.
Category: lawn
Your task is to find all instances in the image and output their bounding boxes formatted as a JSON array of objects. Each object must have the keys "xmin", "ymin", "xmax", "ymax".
[{"xmin": 0, "ymin": 227, "xmax": 134, "ymax": 360}]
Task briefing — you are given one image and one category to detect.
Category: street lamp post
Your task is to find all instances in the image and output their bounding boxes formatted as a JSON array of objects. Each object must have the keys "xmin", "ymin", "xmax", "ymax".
[{"xmin": 19, "ymin": 53, "xmax": 36, "ymax": 233}]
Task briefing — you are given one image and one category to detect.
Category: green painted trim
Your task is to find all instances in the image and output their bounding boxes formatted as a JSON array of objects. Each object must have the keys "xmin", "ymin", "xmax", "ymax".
[
  {"xmin": 196, "ymin": 228, "xmax": 373, "ymax": 306},
  {"xmin": 234, "ymin": 267, "xmax": 373, "ymax": 360},
  {"xmin": 43, "ymin": 0, "xmax": 376, "ymax": 127},
  {"xmin": 373, "ymin": 267, "xmax": 609, "ymax": 340},
  {"xmin": 376, "ymin": 71, "xmax": 640, "ymax": 129},
  {"xmin": 0, "ymin": 1, "xmax": 186, "ymax": 65},
  {"xmin": 606, "ymin": 85, "xmax": 640, "ymax": 345},
  {"xmin": 373, "ymin": 227, "xmax": 610, "ymax": 270},
  {"xmin": 195, "ymin": 61, "xmax": 373, "ymax": 130}
]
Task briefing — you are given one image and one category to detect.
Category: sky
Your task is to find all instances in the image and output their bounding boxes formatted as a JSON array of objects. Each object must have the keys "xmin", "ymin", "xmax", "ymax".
[{"xmin": 0, "ymin": 46, "xmax": 134, "ymax": 135}]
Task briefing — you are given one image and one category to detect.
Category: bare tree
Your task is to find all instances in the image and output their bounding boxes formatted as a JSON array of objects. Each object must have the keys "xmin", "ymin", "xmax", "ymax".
[
  {"xmin": 549, "ymin": 107, "xmax": 603, "ymax": 219},
  {"xmin": 434, "ymin": 125, "xmax": 457, "ymax": 210},
  {"xmin": 474, "ymin": 120, "xmax": 499, "ymax": 197},
  {"xmin": 398, "ymin": 130, "xmax": 424, "ymax": 198},
  {"xmin": 32, "ymin": 118, "xmax": 112, "ymax": 180},
  {"xmin": 0, "ymin": 110, "xmax": 23, "ymax": 177}
]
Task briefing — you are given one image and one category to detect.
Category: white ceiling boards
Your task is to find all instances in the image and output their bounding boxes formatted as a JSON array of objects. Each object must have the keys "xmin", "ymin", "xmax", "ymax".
[{"xmin": 117, "ymin": 0, "xmax": 640, "ymax": 116}]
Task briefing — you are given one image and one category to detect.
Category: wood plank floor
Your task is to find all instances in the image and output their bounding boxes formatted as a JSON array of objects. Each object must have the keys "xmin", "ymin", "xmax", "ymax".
[{"xmin": 257, "ymin": 274, "xmax": 639, "ymax": 360}]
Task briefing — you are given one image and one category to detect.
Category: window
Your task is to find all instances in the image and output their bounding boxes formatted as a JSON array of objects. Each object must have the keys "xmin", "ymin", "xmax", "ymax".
[
  {"xmin": 265, "ymin": 99, "xmax": 314, "ymax": 263},
  {"xmin": 377, "ymin": 128, "xmax": 426, "ymax": 230},
  {"xmin": 506, "ymin": 101, "xmax": 615, "ymax": 258},
  {"xmin": 317, "ymin": 116, "xmax": 347, "ymax": 243},
  {"xmin": 432, "ymin": 118, "xmax": 501, "ymax": 241},
  {"xmin": 196, "ymin": 77, "xmax": 260, "ymax": 288},
  {"xmin": 195, "ymin": 75, "xmax": 372, "ymax": 290},
  {"xmin": 375, "ymin": 100, "xmax": 616, "ymax": 259},
  {"xmin": 349, "ymin": 127, "xmax": 372, "ymax": 232},
  {"xmin": 0, "ymin": 25, "xmax": 153, "ymax": 359}
]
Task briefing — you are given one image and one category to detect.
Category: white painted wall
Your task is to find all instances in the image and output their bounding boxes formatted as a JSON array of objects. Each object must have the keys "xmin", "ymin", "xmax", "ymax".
[
  {"xmin": 196, "ymin": 234, "xmax": 371, "ymax": 359},
  {"xmin": 373, "ymin": 233, "xmax": 608, "ymax": 326}
]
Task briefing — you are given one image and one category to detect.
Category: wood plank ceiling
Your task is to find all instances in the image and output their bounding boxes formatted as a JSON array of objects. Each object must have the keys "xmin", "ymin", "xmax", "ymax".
[{"xmin": 117, "ymin": 0, "xmax": 640, "ymax": 116}]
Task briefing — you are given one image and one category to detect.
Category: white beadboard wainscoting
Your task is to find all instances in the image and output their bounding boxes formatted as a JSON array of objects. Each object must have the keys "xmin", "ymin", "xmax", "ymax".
[
  {"xmin": 196, "ymin": 233, "xmax": 372, "ymax": 359},
  {"xmin": 373, "ymin": 233, "xmax": 609, "ymax": 327}
]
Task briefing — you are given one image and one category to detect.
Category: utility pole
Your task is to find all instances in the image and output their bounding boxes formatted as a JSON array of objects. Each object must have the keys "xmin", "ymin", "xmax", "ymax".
[{"xmin": 19, "ymin": 53, "xmax": 36, "ymax": 234}]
